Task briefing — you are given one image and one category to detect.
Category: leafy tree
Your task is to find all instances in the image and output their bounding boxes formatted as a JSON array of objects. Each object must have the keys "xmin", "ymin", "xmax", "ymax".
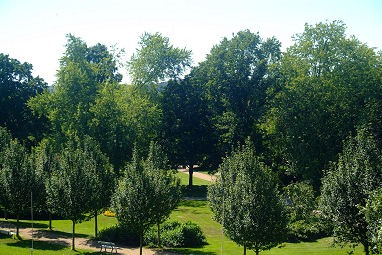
[
  {"xmin": 128, "ymin": 32, "xmax": 192, "ymax": 89},
  {"xmin": 191, "ymin": 30, "xmax": 281, "ymax": 167},
  {"xmin": 144, "ymin": 142, "xmax": 181, "ymax": 247},
  {"xmin": 364, "ymin": 188, "xmax": 382, "ymax": 254},
  {"xmin": 208, "ymin": 140, "xmax": 286, "ymax": 255},
  {"xmin": 81, "ymin": 137, "xmax": 115, "ymax": 238},
  {"xmin": 112, "ymin": 144, "xmax": 181, "ymax": 255},
  {"xmin": 261, "ymin": 21, "xmax": 382, "ymax": 187},
  {"xmin": 283, "ymin": 182, "xmax": 324, "ymax": 241},
  {"xmin": 0, "ymin": 137, "xmax": 44, "ymax": 236},
  {"xmin": 28, "ymin": 34, "xmax": 122, "ymax": 142},
  {"xmin": 0, "ymin": 53, "xmax": 48, "ymax": 146},
  {"xmin": 320, "ymin": 128, "xmax": 382, "ymax": 255},
  {"xmin": 161, "ymin": 78, "xmax": 215, "ymax": 186},
  {"xmin": 46, "ymin": 139, "xmax": 99, "ymax": 250}
]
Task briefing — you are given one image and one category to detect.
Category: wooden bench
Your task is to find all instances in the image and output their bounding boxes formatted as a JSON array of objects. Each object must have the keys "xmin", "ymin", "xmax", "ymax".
[
  {"xmin": 0, "ymin": 229, "xmax": 14, "ymax": 236},
  {"xmin": 97, "ymin": 241, "xmax": 120, "ymax": 254}
]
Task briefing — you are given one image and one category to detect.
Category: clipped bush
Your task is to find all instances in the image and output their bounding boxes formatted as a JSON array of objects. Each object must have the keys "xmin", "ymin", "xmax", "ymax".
[
  {"xmin": 97, "ymin": 224, "xmax": 140, "ymax": 246},
  {"xmin": 144, "ymin": 220, "xmax": 206, "ymax": 248}
]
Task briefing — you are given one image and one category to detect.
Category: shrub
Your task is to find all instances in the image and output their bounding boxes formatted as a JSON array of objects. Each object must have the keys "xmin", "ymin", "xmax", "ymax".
[
  {"xmin": 144, "ymin": 220, "xmax": 206, "ymax": 248},
  {"xmin": 97, "ymin": 224, "xmax": 140, "ymax": 246}
]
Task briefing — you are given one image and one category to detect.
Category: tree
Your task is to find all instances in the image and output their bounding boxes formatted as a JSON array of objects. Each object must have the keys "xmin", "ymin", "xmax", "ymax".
[
  {"xmin": 0, "ymin": 137, "xmax": 44, "ymax": 236},
  {"xmin": 191, "ymin": 30, "xmax": 281, "ymax": 167},
  {"xmin": 128, "ymin": 32, "xmax": 192, "ymax": 89},
  {"xmin": 46, "ymin": 139, "xmax": 99, "ymax": 250},
  {"xmin": 112, "ymin": 144, "xmax": 181, "ymax": 255},
  {"xmin": 364, "ymin": 188, "xmax": 382, "ymax": 254},
  {"xmin": 28, "ymin": 34, "xmax": 122, "ymax": 142},
  {"xmin": 320, "ymin": 128, "xmax": 382, "ymax": 255},
  {"xmin": 161, "ymin": 78, "xmax": 215, "ymax": 186},
  {"xmin": 145, "ymin": 142, "xmax": 181, "ymax": 247},
  {"xmin": 0, "ymin": 53, "xmax": 48, "ymax": 147},
  {"xmin": 261, "ymin": 21, "xmax": 382, "ymax": 187},
  {"xmin": 208, "ymin": 140, "xmax": 286, "ymax": 255}
]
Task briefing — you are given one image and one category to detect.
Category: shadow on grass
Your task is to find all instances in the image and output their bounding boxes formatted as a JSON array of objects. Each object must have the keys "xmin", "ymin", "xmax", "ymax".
[
  {"xmin": 0, "ymin": 219, "xmax": 49, "ymax": 229},
  {"xmin": 166, "ymin": 248, "xmax": 216, "ymax": 255},
  {"xmin": 34, "ymin": 229, "xmax": 89, "ymax": 239},
  {"xmin": 182, "ymin": 185, "xmax": 208, "ymax": 198},
  {"xmin": 178, "ymin": 200, "xmax": 207, "ymax": 208},
  {"xmin": 7, "ymin": 239, "xmax": 66, "ymax": 251}
]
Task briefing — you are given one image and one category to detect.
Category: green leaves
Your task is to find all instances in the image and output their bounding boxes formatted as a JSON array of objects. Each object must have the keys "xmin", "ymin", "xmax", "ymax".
[
  {"xmin": 208, "ymin": 140, "xmax": 286, "ymax": 254},
  {"xmin": 320, "ymin": 128, "xmax": 382, "ymax": 255}
]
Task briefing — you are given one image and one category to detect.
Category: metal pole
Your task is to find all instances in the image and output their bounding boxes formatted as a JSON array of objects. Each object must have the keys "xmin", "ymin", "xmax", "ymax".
[{"xmin": 30, "ymin": 191, "xmax": 33, "ymax": 255}]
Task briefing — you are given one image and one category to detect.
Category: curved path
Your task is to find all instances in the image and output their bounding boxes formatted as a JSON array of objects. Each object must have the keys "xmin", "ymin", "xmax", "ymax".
[
  {"xmin": 177, "ymin": 167, "xmax": 217, "ymax": 182},
  {"xmin": 18, "ymin": 227, "xmax": 177, "ymax": 255}
]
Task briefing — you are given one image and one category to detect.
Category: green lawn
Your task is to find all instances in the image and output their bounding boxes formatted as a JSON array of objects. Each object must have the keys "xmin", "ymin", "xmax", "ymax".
[{"xmin": 168, "ymin": 200, "xmax": 365, "ymax": 255}]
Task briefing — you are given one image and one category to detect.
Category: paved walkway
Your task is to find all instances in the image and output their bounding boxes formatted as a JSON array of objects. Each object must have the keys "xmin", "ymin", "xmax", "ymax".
[{"xmin": 177, "ymin": 167, "xmax": 217, "ymax": 182}]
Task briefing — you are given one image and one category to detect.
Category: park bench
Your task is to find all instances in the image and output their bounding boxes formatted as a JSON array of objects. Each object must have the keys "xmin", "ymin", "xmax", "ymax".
[
  {"xmin": 0, "ymin": 222, "xmax": 15, "ymax": 236},
  {"xmin": 0, "ymin": 229, "xmax": 14, "ymax": 236},
  {"xmin": 97, "ymin": 241, "xmax": 120, "ymax": 254}
]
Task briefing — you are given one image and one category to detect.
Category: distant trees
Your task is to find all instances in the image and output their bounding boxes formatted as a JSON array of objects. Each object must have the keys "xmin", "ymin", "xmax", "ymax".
[
  {"xmin": 320, "ymin": 128, "xmax": 382, "ymax": 255},
  {"xmin": 208, "ymin": 140, "xmax": 286, "ymax": 255},
  {"xmin": 0, "ymin": 53, "xmax": 48, "ymax": 147}
]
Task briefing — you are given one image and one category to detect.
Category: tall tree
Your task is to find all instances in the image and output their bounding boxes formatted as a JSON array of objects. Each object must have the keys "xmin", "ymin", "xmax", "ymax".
[
  {"xmin": 320, "ymin": 128, "xmax": 382, "ymax": 255},
  {"xmin": 28, "ymin": 34, "xmax": 122, "ymax": 142},
  {"xmin": 261, "ymin": 21, "xmax": 382, "ymax": 187},
  {"xmin": 0, "ymin": 53, "xmax": 48, "ymax": 146},
  {"xmin": 112, "ymin": 144, "xmax": 181, "ymax": 255},
  {"xmin": 161, "ymin": 78, "xmax": 215, "ymax": 186},
  {"xmin": 191, "ymin": 30, "xmax": 281, "ymax": 167},
  {"xmin": 46, "ymin": 139, "xmax": 99, "ymax": 250},
  {"xmin": 128, "ymin": 32, "xmax": 192, "ymax": 89},
  {"xmin": 208, "ymin": 140, "xmax": 286, "ymax": 255},
  {"xmin": 0, "ymin": 137, "xmax": 44, "ymax": 236}
]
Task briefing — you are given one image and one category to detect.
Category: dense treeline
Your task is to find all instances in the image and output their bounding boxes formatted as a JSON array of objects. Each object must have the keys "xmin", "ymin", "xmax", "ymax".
[{"xmin": 1, "ymin": 20, "xmax": 382, "ymax": 254}]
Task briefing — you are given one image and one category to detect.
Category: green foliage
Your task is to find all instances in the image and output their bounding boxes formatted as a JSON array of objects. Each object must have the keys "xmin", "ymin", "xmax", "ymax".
[
  {"xmin": 208, "ymin": 140, "xmax": 287, "ymax": 255},
  {"xmin": 97, "ymin": 224, "xmax": 140, "ymax": 245},
  {"xmin": 283, "ymin": 182, "xmax": 326, "ymax": 241},
  {"xmin": 0, "ymin": 53, "xmax": 48, "ymax": 146},
  {"xmin": 144, "ymin": 220, "xmax": 206, "ymax": 248},
  {"xmin": 128, "ymin": 32, "xmax": 192, "ymax": 88},
  {"xmin": 261, "ymin": 21, "xmax": 382, "ymax": 187},
  {"xmin": 364, "ymin": 188, "xmax": 382, "ymax": 254},
  {"xmin": 320, "ymin": 128, "xmax": 382, "ymax": 255}
]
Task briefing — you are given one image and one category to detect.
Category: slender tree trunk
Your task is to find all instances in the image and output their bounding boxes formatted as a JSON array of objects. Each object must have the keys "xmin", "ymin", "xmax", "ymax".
[
  {"xmin": 94, "ymin": 210, "xmax": 98, "ymax": 238},
  {"xmin": 188, "ymin": 164, "xmax": 194, "ymax": 187},
  {"xmin": 139, "ymin": 231, "xmax": 143, "ymax": 255},
  {"xmin": 48, "ymin": 212, "xmax": 52, "ymax": 230},
  {"xmin": 72, "ymin": 220, "xmax": 76, "ymax": 250},
  {"xmin": 243, "ymin": 244, "xmax": 246, "ymax": 255},
  {"xmin": 4, "ymin": 210, "xmax": 7, "ymax": 220},
  {"xmin": 255, "ymin": 247, "xmax": 260, "ymax": 255},
  {"xmin": 157, "ymin": 222, "xmax": 161, "ymax": 247},
  {"xmin": 363, "ymin": 242, "xmax": 370, "ymax": 255},
  {"xmin": 16, "ymin": 213, "xmax": 20, "ymax": 237}
]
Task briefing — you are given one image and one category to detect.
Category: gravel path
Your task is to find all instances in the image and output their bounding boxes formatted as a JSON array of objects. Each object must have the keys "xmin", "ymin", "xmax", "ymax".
[
  {"xmin": 177, "ymin": 167, "xmax": 217, "ymax": 182},
  {"xmin": 18, "ymin": 227, "xmax": 178, "ymax": 255}
]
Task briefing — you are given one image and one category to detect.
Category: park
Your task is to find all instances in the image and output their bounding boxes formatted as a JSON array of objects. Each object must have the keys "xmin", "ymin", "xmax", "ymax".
[{"xmin": 1, "ymin": 20, "xmax": 382, "ymax": 255}]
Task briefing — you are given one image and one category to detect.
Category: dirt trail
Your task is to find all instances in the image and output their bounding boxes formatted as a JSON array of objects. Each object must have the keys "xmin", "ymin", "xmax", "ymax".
[
  {"xmin": 177, "ymin": 167, "xmax": 217, "ymax": 182},
  {"xmin": 18, "ymin": 227, "xmax": 177, "ymax": 255}
]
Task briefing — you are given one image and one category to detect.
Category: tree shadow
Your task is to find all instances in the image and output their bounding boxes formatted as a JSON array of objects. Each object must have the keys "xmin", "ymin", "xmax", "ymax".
[
  {"xmin": 0, "ymin": 219, "xmax": 48, "ymax": 229},
  {"xmin": 34, "ymin": 229, "xmax": 89, "ymax": 239},
  {"xmin": 165, "ymin": 248, "xmax": 216, "ymax": 255},
  {"xmin": 7, "ymin": 239, "xmax": 66, "ymax": 251},
  {"xmin": 182, "ymin": 185, "xmax": 208, "ymax": 198}
]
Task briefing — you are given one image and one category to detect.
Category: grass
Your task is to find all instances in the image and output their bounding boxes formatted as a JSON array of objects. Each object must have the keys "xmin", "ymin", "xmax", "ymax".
[{"xmin": 168, "ymin": 200, "xmax": 365, "ymax": 255}]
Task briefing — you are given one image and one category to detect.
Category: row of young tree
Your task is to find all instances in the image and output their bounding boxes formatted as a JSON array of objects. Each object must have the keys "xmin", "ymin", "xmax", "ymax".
[{"xmin": 1, "ymin": 20, "xmax": 382, "ymax": 254}]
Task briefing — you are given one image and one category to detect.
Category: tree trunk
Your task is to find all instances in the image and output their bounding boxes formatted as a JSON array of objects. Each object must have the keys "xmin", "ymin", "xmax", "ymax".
[
  {"xmin": 16, "ymin": 214, "xmax": 20, "ymax": 237},
  {"xmin": 48, "ymin": 212, "xmax": 52, "ymax": 230},
  {"xmin": 363, "ymin": 241, "xmax": 370, "ymax": 255},
  {"xmin": 94, "ymin": 210, "xmax": 98, "ymax": 238},
  {"xmin": 255, "ymin": 247, "xmax": 260, "ymax": 255},
  {"xmin": 188, "ymin": 164, "xmax": 194, "ymax": 187},
  {"xmin": 157, "ymin": 222, "xmax": 161, "ymax": 247},
  {"xmin": 139, "ymin": 231, "xmax": 143, "ymax": 255},
  {"xmin": 72, "ymin": 220, "xmax": 76, "ymax": 250},
  {"xmin": 243, "ymin": 244, "xmax": 246, "ymax": 255}
]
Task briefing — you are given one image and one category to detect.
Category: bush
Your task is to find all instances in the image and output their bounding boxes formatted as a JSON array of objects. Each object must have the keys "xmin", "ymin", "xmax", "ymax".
[
  {"xmin": 144, "ymin": 220, "xmax": 206, "ymax": 248},
  {"xmin": 97, "ymin": 224, "xmax": 140, "ymax": 246}
]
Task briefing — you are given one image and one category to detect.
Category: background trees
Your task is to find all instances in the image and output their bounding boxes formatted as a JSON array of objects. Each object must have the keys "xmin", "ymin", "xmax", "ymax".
[
  {"xmin": 0, "ymin": 53, "xmax": 48, "ymax": 147},
  {"xmin": 261, "ymin": 21, "xmax": 382, "ymax": 188},
  {"xmin": 208, "ymin": 140, "xmax": 286, "ymax": 255},
  {"xmin": 320, "ymin": 128, "xmax": 382, "ymax": 255}
]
